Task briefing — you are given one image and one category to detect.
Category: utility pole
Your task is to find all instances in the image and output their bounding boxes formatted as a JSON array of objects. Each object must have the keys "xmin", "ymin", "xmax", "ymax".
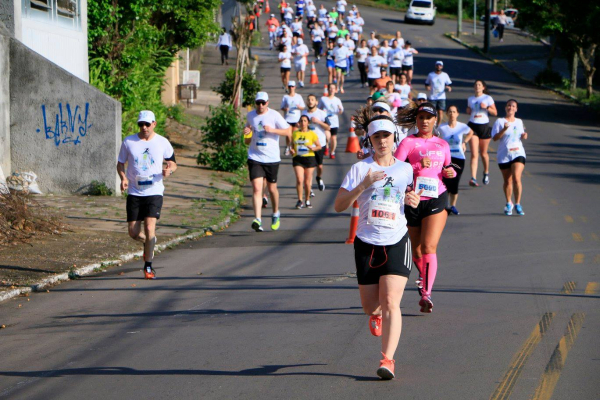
[
  {"xmin": 473, "ymin": 0, "xmax": 477, "ymax": 35},
  {"xmin": 483, "ymin": 0, "xmax": 491, "ymax": 53},
  {"xmin": 457, "ymin": 0, "xmax": 463, "ymax": 38}
]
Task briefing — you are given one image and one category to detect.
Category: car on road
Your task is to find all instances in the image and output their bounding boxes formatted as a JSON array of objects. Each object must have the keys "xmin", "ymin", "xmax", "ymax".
[{"xmin": 404, "ymin": 0, "xmax": 436, "ymax": 25}]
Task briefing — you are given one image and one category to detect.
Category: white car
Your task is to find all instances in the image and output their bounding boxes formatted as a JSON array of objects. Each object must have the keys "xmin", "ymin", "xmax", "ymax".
[{"xmin": 404, "ymin": 0, "xmax": 436, "ymax": 25}]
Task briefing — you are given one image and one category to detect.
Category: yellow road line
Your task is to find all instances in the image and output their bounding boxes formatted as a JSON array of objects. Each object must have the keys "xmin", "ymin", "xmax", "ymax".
[
  {"xmin": 572, "ymin": 233, "xmax": 583, "ymax": 242},
  {"xmin": 489, "ymin": 313, "xmax": 555, "ymax": 400},
  {"xmin": 560, "ymin": 281, "xmax": 576, "ymax": 294},
  {"xmin": 530, "ymin": 313, "xmax": 586, "ymax": 400},
  {"xmin": 564, "ymin": 216, "xmax": 574, "ymax": 223},
  {"xmin": 573, "ymin": 254, "xmax": 584, "ymax": 264},
  {"xmin": 584, "ymin": 282, "xmax": 599, "ymax": 295}
]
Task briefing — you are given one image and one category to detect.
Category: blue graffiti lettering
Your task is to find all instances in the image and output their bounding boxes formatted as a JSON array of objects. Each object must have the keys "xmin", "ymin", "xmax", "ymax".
[{"xmin": 36, "ymin": 103, "xmax": 92, "ymax": 147}]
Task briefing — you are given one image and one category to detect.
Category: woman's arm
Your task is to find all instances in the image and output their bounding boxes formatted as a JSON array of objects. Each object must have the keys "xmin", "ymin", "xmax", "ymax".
[{"xmin": 334, "ymin": 168, "xmax": 385, "ymax": 212}]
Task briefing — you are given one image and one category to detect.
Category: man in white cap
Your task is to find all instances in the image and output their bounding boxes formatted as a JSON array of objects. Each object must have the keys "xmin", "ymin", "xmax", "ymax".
[
  {"xmin": 416, "ymin": 92, "xmax": 428, "ymax": 104},
  {"xmin": 244, "ymin": 92, "xmax": 292, "ymax": 232},
  {"xmin": 292, "ymin": 38, "xmax": 310, "ymax": 86},
  {"xmin": 333, "ymin": 37, "xmax": 350, "ymax": 93},
  {"xmin": 117, "ymin": 110, "xmax": 177, "ymax": 280},
  {"xmin": 281, "ymin": 80, "xmax": 306, "ymax": 154},
  {"xmin": 425, "ymin": 60, "xmax": 452, "ymax": 123}
]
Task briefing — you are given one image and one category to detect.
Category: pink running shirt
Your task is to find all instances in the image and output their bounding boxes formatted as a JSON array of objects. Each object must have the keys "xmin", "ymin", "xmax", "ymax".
[{"xmin": 393, "ymin": 134, "xmax": 453, "ymax": 200}]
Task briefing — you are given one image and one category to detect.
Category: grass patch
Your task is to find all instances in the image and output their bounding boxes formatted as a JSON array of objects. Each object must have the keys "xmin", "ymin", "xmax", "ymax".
[
  {"xmin": 180, "ymin": 113, "xmax": 205, "ymax": 131},
  {"xmin": 251, "ymin": 31, "xmax": 262, "ymax": 47}
]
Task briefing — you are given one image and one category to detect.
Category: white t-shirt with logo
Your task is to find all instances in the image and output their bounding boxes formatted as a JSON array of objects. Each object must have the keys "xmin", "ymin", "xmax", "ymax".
[
  {"xmin": 438, "ymin": 122, "xmax": 471, "ymax": 160},
  {"xmin": 247, "ymin": 108, "xmax": 290, "ymax": 163},
  {"xmin": 336, "ymin": 0, "xmax": 347, "ymax": 12},
  {"xmin": 341, "ymin": 158, "xmax": 413, "ymax": 245},
  {"xmin": 425, "ymin": 72, "xmax": 452, "ymax": 101},
  {"xmin": 349, "ymin": 24, "xmax": 360, "ymax": 41},
  {"xmin": 293, "ymin": 44, "xmax": 310, "ymax": 64},
  {"xmin": 356, "ymin": 47, "xmax": 369, "ymax": 63},
  {"xmin": 491, "ymin": 118, "xmax": 527, "ymax": 164},
  {"xmin": 281, "ymin": 93, "xmax": 306, "ymax": 116},
  {"xmin": 333, "ymin": 45, "xmax": 350, "ymax": 68},
  {"xmin": 367, "ymin": 38, "xmax": 379, "ymax": 49},
  {"xmin": 468, "ymin": 94, "xmax": 495, "ymax": 124},
  {"xmin": 395, "ymin": 84, "xmax": 411, "ymax": 106},
  {"xmin": 118, "ymin": 134, "xmax": 175, "ymax": 197},
  {"xmin": 302, "ymin": 108, "xmax": 329, "ymax": 146},
  {"xmin": 366, "ymin": 55, "xmax": 386, "ymax": 79},
  {"xmin": 279, "ymin": 51, "xmax": 292, "ymax": 68},
  {"xmin": 318, "ymin": 96, "xmax": 344, "ymax": 129},
  {"xmin": 291, "ymin": 21, "xmax": 303, "ymax": 34},
  {"xmin": 388, "ymin": 48, "xmax": 404, "ymax": 68},
  {"xmin": 402, "ymin": 48, "xmax": 417, "ymax": 66},
  {"xmin": 311, "ymin": 27, "xmax": 324, "ymax": 42},
  {"xmin": 378, "ymin": 46, "xmax": 391, "ymax": 60}
]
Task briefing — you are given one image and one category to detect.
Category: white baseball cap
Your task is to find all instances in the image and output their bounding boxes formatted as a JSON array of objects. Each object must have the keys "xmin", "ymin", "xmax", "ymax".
[
  {"xmin": 435, "ymin": 60, "xmax": 444, "ymax": 66},
  {"xmin": 337, "ymin": 38, "xmax": 344, "ymax": 44},
  {"xmin": 288, "ymin": 80, "xmax": 296, "ymax": 87},
  {"xmin": 137, "ymin": 110, "xmax": 156, "ymax": 123},
  {"xmin": 417, "ymin": 93, "xmax": 428, "ymax": 100},
  {"xmin": 285, "ymin": 109, "xmax": 301, "ymax": 124},
  {"xmin": 255, "ymin": 92, "xmax": 269, "ymax": 102},
  {"xmin": 367, "ymin": 118, "xmax": 396, "ymax": 137},
  {"xmin": 372, "ymin": 101, "xmax": 391, "ymax": 113}
]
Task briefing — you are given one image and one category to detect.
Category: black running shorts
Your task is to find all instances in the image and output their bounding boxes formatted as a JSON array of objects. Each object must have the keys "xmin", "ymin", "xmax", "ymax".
[
  {"xmin": 126, "ymin": 195, "xmax": 163, "ymax": 222},
  {"xmin": 292, "ymin": 156, "xmax": 317, "ymax": 168},
  {"xmin": 405, "ymin": 191, "xmax": 448, "ymax": 227},
  {"xmin": 354, "ymin": 233, "xmax": 412, "ymax": 285},
  {"xmin": 314, "ymin": 149, "xmax": 324, "ymax": 165},
  {"xmin": 498, "ymin": 156, "xmax": 526, "ymax": 170},
  {"xmin": 468, "ymin": 121, "xmax": 491, "ymax": 140},
  {"xmin": 330, "ymin": 127, "xmax": 339, "ymax": 136},
  {"xmin": 248, "ymin": 159, "xmax": 280, "ymax": 183}
]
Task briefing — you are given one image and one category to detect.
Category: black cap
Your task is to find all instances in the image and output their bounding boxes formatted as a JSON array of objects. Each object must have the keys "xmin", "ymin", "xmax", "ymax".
[
  {"xmin": 406, "ymin": 40, "xmax": 411, "ymax": 45},
  {"xmin": 417, "ymin": 104, "xmax": 436, "ymax": 116}
]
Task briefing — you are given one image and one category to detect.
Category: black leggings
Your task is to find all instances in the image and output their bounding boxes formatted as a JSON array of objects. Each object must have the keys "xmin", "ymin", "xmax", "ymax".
[
  {"xmin": 358, "ymin": 62, "xmax": 367, "ymax": 85},
  {"xmin": 313, "ymin": 41, "xmax": 323, "ymax": 58},
  {"xmin": 442, "ymin": 157, "xmax": 465, "ymax": 195},
  {"xmin": 220, "ymin": 45, "xmax": 230, "ymax": 64},
  {"xmin": 497, "ymin": 24, "xmax": 505, "ymax": 40}
]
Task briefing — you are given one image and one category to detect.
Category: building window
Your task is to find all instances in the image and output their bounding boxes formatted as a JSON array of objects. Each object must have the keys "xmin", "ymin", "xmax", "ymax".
[{"xmin": 23, "ymin": 0, "xmax": 81, "ymax": 30}]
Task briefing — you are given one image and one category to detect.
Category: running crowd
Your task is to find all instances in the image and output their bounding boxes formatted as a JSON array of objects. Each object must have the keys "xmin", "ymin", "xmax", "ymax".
[{"xmin": 117, "ymin": 0, "xmax": 530, "ymax": 381}]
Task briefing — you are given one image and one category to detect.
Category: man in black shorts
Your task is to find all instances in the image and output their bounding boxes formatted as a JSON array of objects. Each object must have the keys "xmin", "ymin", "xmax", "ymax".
[{"xmin": 117, "ymin": 110, "xmax": 177, "ymax": 279}]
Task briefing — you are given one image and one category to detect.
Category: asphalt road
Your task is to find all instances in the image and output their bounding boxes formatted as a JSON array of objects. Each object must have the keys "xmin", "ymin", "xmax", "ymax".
[{"xmin": 1, "ymin": 3, "xmax": 599, "ymax": 399}]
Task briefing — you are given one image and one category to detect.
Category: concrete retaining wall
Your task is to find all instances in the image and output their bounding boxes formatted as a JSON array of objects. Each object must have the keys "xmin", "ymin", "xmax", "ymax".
[{"xmin": 6, "ymin": 33, "xmax": 121, "ymax": 194}]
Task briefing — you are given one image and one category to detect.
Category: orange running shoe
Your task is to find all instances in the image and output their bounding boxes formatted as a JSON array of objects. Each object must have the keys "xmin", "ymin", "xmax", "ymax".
[
  {"xmin": 144, "ymin": 266, "xmax": 156, "ymax": 280},
  {"xmin": 377, "ymin": 352, "xmax": 395, "ymax": 380},
  {"xmin": 369, "ymin": 315, "xmax": 382, "ymax": 337}
]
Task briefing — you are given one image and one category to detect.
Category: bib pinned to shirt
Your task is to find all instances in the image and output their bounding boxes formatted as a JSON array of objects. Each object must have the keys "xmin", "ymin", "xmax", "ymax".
[{"xmin": 416, "ymin": 176, "xmax": 438, "ymax": 198}]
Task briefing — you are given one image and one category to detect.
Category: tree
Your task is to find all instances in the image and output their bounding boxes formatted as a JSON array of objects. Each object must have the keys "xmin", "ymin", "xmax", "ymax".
[{"xmin": 513, "ymin": 0, "xmax": 600, "ymax": 97}]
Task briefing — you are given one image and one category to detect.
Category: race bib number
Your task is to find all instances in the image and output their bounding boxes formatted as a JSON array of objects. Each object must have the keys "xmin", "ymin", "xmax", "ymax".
[
  {"xmin": 136, "ymin": 175, "xmax": 154, "ymax": 189},
  {"xmin": 508, "ymin": 142, "xmax": 522, "ymax": 155},
  {"xmin": 297, "ymin": 145, "xmax": 309, "ymax": 155},
  {"xmin": 416, "ymin": 176, "xmax": 439, "ymax": 198},
  {"xmin": 367, "ymin": 199, "xmax": 400, "ymax": 228}
]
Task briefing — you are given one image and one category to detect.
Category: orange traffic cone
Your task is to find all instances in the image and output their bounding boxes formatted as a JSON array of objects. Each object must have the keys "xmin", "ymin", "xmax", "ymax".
[
  {"xmin": 323, "ymin": 84, "xmax": 328, "ymax": 95},
  {"xmin": 265, "ymin": 0, "xmax": 270, "ymax": 13},
  {"xmin": 345, "ymin": 201, "xmax": 359, "ymax": 244},
  {"xmin": 345, "ymin": 118, "xmax": 361, "ymax": 153},
  {"xmin": 310, "ymin": 62, "xmax": 319, "ymax": 84}
]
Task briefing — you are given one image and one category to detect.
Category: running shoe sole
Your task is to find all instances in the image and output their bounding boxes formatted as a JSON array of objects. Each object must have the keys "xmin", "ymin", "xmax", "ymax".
[
  {"xmin": 419, "ymin": 298, "xmax": 433, "ymax": 313},
  {"xmin": 377, "ymin": 367, "xmax": 395, "ymax": 380},
  {"xmin": 251, "ymin": 220, "xmax": 263, "ymax": 232}
]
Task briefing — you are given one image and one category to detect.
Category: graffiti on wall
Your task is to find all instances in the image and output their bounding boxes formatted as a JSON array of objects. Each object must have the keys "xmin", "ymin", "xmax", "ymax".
[{"xmin": 36, "ymin": 103, "xmax": 93, "ymax": 147}]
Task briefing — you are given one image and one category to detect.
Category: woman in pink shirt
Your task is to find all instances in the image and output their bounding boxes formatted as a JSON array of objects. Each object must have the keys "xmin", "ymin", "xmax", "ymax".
[{"xmin": 394, "ymin": 103, "xmax": 455, "ymax": 313}]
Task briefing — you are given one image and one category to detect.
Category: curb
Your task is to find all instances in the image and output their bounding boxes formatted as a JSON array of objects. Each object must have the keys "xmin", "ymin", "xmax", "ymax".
[
  {"xmin": 444, "ymin": 33, "xmax": 586, "ymax": 106},
  {"xmin": 0, "ymin": 212, "xmax": 236, "ymax": 304}
]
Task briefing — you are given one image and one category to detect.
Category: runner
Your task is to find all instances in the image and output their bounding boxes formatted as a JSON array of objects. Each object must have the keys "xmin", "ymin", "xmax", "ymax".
[
  {"xmin": 293, "ymin": 38, "xmax": 310, "ymax": 87},
  {"xmin": 384, "ymin": 81, "xmax": 403, "ymax": 116},
  {"xmin": 318, "ymin": 83, "xmax": 344, "ymax": 159},
  {"xmin": 394, "ymin": 73, "xmax": 412, "ymax": 107},
  {"xmin": 317, "ymin": 4, "xmax": 328, "ymax": 26},
  {"xmin": 491, "ymin": 99, "xmax": 528, "ymax": 216},
  {"xmin": 378, "ymin": 40, "xmax": 392, "ymax": 69},
  {"xmin": 279, "ymin": 44, "xmax": 293, "ymax": 89},
  {"xmin": 356, "ymin": 39, "xmax": 370, "ymax": 87},
  {"xmin": 394, "ymin": 103, "xmax": 456, "ymax": 313},
  {"xmin": 325, "ymin": 40, "xmax": 336, "ymax": 84},
  {"xmin": 305, "ymin": 0, "xmax": 317, "ymax": 26},
  {"xmin": 216, "ymin": 28, "xmax": 233, "ymax": 65},
  {"xmin": 401, "ymin": 41, "xmax": 418, "ymax": 85},
  {"xmin": 466, "ymin": 79, "xmax": 497, "ymax": 186},
  {"xmin": 366, "ymin": 46, "xmax": 387, "ymax": 95},
  {"xmin": 337, "ymin": 23, "xmax": 349, "ymax": 40},
  {"xmin": 336, "ymin": 0, "xmax": 347, "ymax": 19},
  {"xmin": 291, "ymin": 115, "xmax": 322, "ymax": 208},
  {"xmin": 266, "ymin": 14, "xmax": 280, "ymax": 50},
  {"xmin": 367, "ymin": 31, "xmax": 379, "ymax": 49},
  {"xmin": 243, "ymin": 92, "xmax": 292, "ymax": 232},
  {"xmin": 283, "ymin": 4, "xmax": 294, "ymax": 25},
  {"xmin": 295, "ymin": 0, "xmax": 305, "ymax": 17},
  {"xmin": 438, "ymin": 105, "xmax": 473, "ymax": 215},
  {"xmin": 349, "ymin": 20, "xmax": 360, "ymax": 47},
  {"xmin": 279, "ymin": 0, "xmax": 288, "ymax": 21},
  {"xmin": 344, "ymin": 34, "xmax": 356, "ymax": 72},
  {"xmin": 117, "ymin": 110, "xmax": 177, "ymax": 280},
  {"xmin": 291, "ymin": 16, "xmax": 304, "ymax": 38},
  {"xmin": 415, "ymin": 92, "xmax": 427, "ymax": 105},
  {"xmin": 326, "ymin": 20, "xmax": 339, "ymax": 46},
  {"xmin": 388, "ymin": 39, "xmax": 404, "ymax": 84},
  {"xmin": 328, "ymin": 7, "xmax": 339, "ymax": 25},
  {"xmin": 333, "ymin": 38, "xmax": 350, "ymax": 94},
  {"xmin": 373, "ymin": 68, "xmax": 392, "ymax": 94},
  {"xmin": 310, "ymin": 22, "xmax": 325, "ymax": 60},
  {"xmin": 424, "ymin": 61, "xmax": 452, "ymax": 123},
  {"xmin": 281, "ymin": 81, "xmax": 306, "ymax": 155},
  {"xmin": 335, "ymin": 115, "xmax": 421, "ymax": 380},
  {"xmin": 394, "ymin": 30, "xmax": 405, "ymax": 49},
  {"xmin": 303, "ymin": 94, "xmax": 330, "ymax": 192},
  {"xmin": 354, "ymin": 12, "xmax": 365, "ymax": 41}
]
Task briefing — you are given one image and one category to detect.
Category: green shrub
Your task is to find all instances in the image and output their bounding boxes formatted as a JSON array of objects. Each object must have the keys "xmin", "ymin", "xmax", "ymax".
[
  {"xmin": 86, "ymin": 181, "xmax": 114, "ymax": 196},
  {"xmin": 212, "ymin": 68, "xmax": 262, "ymax": 107},
  {"xmin": 196, "ymin": 104, "xmax": 247, "ymax": 172},
  {"xmin": 167, "ymin": 104, "xmax": 186, "ymax": 122},
  {"xmin": 534, "ymin": 68, "xmax": 564, "ymax": 86}
]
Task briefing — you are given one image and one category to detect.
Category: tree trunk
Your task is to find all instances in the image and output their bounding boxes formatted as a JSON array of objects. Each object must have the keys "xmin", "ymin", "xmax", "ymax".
[
  {"xmin": 576, "ymin": 43, "xmax": 597, "ymax": 99},
  {"xmin": 546, "ymin": 38, "xmax": 557, "ymax": 70},
  {"xmin": 570, "ymin": 51, "xmax": 578, "ymax": 92}
]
